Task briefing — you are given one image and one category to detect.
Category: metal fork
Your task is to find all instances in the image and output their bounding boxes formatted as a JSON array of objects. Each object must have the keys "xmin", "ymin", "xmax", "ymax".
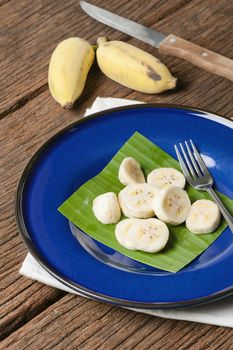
[{"xmin": 175, "ymin": 140, "xmax": 233, "ymax": 233}]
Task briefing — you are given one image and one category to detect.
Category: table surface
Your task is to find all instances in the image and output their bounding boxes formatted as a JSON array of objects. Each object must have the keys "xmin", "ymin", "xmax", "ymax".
[{"xmin": 1, "ymin": 0, "xmax": 233, "ymax": 349}]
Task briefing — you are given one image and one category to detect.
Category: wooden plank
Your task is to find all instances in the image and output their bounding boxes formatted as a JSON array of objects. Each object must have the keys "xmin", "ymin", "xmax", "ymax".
[
  {"xmin": 0, "ymin": 0, "xmax": 190, "ymax": 116},
  {"xmin": 1, "ymin": 294, "xmax": 233, "ymax": 350},
  {"xmin": 1, "ymin": 0, "xmax": 233, "ymax": 345},
  {"xmin": 2, "ymin": 2, "xmax": 233, "ymax": 116},
  {"xmin": 0, "ymin": 95, "xmax": 78, "ymax": 338},
  {"xmin": 0, "ymin": 277, "xmax": 65, "ymax": 340}
]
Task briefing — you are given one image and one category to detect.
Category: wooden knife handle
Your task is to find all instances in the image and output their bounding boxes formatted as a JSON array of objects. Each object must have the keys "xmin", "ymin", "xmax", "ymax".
[{"xmin": 159, "ymin": 34, "xmax": 233, "ymax": 81}]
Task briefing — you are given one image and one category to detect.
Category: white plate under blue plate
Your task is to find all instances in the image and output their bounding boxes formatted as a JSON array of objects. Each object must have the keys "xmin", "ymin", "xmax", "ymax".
[{"xmin": 16, "ymin": 104, "xmax": 233, "ymax": 308}]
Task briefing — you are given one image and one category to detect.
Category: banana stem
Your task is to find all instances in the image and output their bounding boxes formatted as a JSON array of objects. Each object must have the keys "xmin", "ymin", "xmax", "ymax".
[
  {"xmin": 91, "ymin": 44, "xmax": 98, "ymax": 51},
  {"xmin": 97, "ymin": 37, "xmax": 108, "ymax": 47}
]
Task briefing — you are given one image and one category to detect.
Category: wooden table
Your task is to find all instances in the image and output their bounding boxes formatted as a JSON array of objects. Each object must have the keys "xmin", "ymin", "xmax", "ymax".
[{"xmin": 1, "ymin": 0, "xmax": 233, "ymax": 349}]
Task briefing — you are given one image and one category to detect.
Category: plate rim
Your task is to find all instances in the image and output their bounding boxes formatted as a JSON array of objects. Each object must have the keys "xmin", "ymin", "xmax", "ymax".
[{"xmin": 15, "ymin": 103, "xmax": 233, "ymax": 309}]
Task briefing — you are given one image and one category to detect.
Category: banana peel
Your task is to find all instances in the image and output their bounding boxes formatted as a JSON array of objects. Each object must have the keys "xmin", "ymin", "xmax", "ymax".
[
  {"xmin": 96, "ymin": 37, "xmax": 176, "ymax": 93},
  {"xmin": 48, "ymin": 37, "xmax": 95, "ymax": 108}
]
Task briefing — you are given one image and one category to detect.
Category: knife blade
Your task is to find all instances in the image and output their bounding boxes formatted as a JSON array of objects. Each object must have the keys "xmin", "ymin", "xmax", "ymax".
[
  {"xmin": 80, "ymin": 0, "xmax": 166, "ymax": 47},
  {"xmin": 80, "ymin": 1, "xmax": 233, "ymax": 82}
]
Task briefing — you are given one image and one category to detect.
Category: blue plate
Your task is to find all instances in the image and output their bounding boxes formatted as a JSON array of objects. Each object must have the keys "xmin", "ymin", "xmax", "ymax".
[{"xmin": 16, "ymin": 104, "xmax": 233, "ymax": 308}]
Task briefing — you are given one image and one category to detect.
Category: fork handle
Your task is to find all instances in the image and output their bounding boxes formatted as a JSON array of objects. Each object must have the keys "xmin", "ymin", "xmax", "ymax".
[{"xmin": 207, "ymin": 188, "xmax": 233, "ymax": 233}]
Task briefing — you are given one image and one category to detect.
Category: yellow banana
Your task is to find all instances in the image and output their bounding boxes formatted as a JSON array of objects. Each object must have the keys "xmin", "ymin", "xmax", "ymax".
[
  {"xmin": 96, "ymin": 37, "xmax": 176, "ymax": 93},
  {"xmin": 48, "ymin": 37, "xmax": 95, "ymax": 108}
]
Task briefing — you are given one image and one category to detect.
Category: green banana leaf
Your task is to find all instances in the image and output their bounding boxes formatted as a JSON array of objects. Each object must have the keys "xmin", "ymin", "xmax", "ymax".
[{"xmin": 58, "ymin": 132, "xmax": 233, "ymax": 272}]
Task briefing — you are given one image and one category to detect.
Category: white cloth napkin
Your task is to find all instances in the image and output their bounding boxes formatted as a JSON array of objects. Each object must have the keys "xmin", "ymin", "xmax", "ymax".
[{"xmin": 20, "ymin": 97, "xmax": 233, "ymax": 328}]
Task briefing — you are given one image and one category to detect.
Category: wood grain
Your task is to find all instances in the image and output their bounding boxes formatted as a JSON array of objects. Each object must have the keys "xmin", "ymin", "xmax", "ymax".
[
  {"xmin": 1, "ymin": 0, "xmax": 233, "ymax": 348},
  {"xmin": 1, "ymin": 294, "xmax": 233, "ymax": 350},
  {"xmin": 0, "ymin": 278, "xmax": 65, "ymax": 340},
  {"xmin": 0, "ymin": 0, "xmax": 13, "ymax": 7},
  {"xmin": 0, "ymin": 0, "xmax": 190, "ymax": 116}
]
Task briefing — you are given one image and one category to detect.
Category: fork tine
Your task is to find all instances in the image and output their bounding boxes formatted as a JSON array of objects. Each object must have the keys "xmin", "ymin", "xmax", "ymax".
[
  {"xmin": 190, "ymin": 140, "xmax": 211, "ymax": 176},
  {"xmin": 179, "ymin": 143, "xmax": 197, "ymax": 179},
  {"xmin": 185, "ymin": 140, "xmax": 202, "ymax": 177},
  {"xmin": 174, "ymin": 145, "xmax": 193, "ymax": 182}
]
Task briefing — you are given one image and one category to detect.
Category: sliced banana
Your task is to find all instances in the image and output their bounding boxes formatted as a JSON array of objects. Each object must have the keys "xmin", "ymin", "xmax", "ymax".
[
  {"xmin": 153, "ymin": 185, "xmax": 191, "ymax": 225},
  {"xmin": 93, "ymin": 192, "xmax": 121, "ymax": 224},
  {"xmin": 147, "ymin": 167, "xmax": 186, "ymax": 189},
  {"xmin": 186, "ymin": 199, "xmax": 221, "ymax": 234},
  {"xmin": 118, "ymin": 183, "xmax": 159, "ymax": 219},
  {"xmin": 115, "ymin": 218, "xmax": 169, "ymax": 253},
  {"xmin": 115, "ymin": 218, "xmax": 138, "ymax": 250},
  {"xmin": 118, "ymin": 157, "xmax": 145, "ymax": 185}
]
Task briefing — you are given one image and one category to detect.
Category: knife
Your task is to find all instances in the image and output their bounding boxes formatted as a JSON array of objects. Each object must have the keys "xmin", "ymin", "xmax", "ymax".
[{"xmin": 80, "ymin": 1, "xmax": 233, "ymax": 82}]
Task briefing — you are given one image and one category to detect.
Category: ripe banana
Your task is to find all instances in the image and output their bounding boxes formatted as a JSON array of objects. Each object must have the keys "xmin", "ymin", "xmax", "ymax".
[
  {"xmin": 115, "ymin": 218, "xmax": 169, "ymax": 253},
  {"xmin": 186, "ymin": 199, "xmax": 221, "ymax": 234},
  {"xmin": 147, "ymin": 167, "xmax": 186, "ymax": 189},
  {"xmin": 119, "ymin": 157, "xmax": 145, "ymax": 185},
  {"xmin": 118, "ymin": 183, "xmax": 158, "ymax": 219},
  {"xmin": 96, "ymin": 37, "xmax": 176, "ymax": 93},
  {"xmin": 93, "ymin": 192, "xmax": 121, "ymax": 224},
  {"xmin": 48, "ymin": 37, "xmax": 95, "ymax": 108},
  {"xmin": 153, "ymin": 185, "xmax": 191, "ymax": 225}
]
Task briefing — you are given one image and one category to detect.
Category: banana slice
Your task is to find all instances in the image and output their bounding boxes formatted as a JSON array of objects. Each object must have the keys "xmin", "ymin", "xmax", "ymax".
[
  {"xmin": 147, "ymin": 167, "xmax": 186, "ymax": 189},
  {"xmin": 115, "ymin": 218, "xmax": 138, "ymax": 250},
  {"xmin": 118, "ymin": 183, "xmax": 158, "ymax": 219},
  {"xmin": 115, "ymin": 218, "xmax": 169, "ymax": 253},
  {"xmin": 153, "ymin": 185, "xmax": 191, "ymax": 225},
  {"xmin": 93, "ymin": 192, "xmax": 121, "ymax": 224},
  {"xmin": 186, "ymin": 199, "xmax": 221, "ymax": 234},
  {"xmin": 119, "ymin": 157, "xmax": 145, "ymax": 185}
]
